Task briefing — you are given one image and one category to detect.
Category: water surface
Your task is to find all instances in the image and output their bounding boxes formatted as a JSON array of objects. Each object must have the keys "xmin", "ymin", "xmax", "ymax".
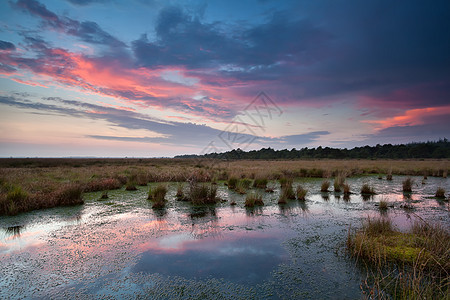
[{"xmin": 0, "ymin": 176, "xmax": 448, "ymax": 299}]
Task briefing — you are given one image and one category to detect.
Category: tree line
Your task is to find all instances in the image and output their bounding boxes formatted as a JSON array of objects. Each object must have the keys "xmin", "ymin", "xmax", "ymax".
[{"xmin": 176, "ymin": 139, "xmax": 450, "ymax": 160}]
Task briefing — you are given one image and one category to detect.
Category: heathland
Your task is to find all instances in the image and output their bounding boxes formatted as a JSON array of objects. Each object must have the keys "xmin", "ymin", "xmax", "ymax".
[{"xmin": 0, "ymin": 157, "xmax": 449, "ymax": 216}]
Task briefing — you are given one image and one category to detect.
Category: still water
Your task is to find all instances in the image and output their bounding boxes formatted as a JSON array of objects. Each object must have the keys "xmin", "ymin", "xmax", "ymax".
[{"xmin": 1, "ymin": 176, "xmax": 448, "ymax": 299}]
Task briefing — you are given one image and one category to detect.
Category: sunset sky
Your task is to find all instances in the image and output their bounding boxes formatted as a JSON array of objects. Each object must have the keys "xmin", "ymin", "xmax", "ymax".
[{"xmin": 0, "ymin": 0, "xmax": 449, "ymax": 157}]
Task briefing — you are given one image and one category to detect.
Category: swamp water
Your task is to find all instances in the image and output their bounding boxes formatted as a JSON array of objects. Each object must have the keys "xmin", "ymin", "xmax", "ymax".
[{"xmin": 0, "ymin": 176, "xmax": 449, "ymax": 299}]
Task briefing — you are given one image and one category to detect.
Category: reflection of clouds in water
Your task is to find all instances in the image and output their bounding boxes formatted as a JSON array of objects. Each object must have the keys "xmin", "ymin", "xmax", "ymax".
[
  {"xmin": 158, "ymin": 233, "xmax": 193, "ymax": 250},
  {"xmin": 0, "ymin": 176, "xmax": 449, "ymax": 298}
]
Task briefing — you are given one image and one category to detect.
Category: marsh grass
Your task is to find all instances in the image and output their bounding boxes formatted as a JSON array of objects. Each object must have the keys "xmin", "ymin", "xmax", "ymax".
[
  {"xmin": 148, "ymin": 184, "xmax": 168, "ymax": 208},
  {"xmin": 188, "ymin": 182, "xmax": 218, "ymax": 205},
  {"xmin": 100, "ymin": 191, "xmax": 108, "ymax": 199},
  {"xmin": 253, "ymin": 178, "xmax": 268, "ymax": 189},
  {"xmin": 245, "ymin": 192, "xmax": 264, "ymax": 207},
  {"xmin": 361, "ymin": 183, "xmax": 376, "ymax": 195},
  {"xmin": 320, "ymin": 180, "xmax": 330, "ymax": 192},
  {"xmin": 136, "ymin": 173, "xmax": 149, "ymax": 186},
  {"xmin": 387, "ymin": 169, "xmax": 393, "ymax": 181},
  {"xmin": 0, "ymin": 185, "xmax": 28, "ymax": 215},
  {"xmin": 175, "ymin": 183, "xmax": 189, "ymax": 201},
  {"xmin": 343, "ymin": 183, "xmax": 351, "ymax": 195},
  {"xmin": 296, "ymin": 185, "xmax": 307, "ymax": 201},
  {"xmin": 402, "ymin": 177, "xmax": 414, "ymax": 193},
  {"xmin": 279, "ymin": 178, "xmax": 292, "ymax": 188},
  {"xmin": 279, "ymin": 181, "xmax": 295, "ymax": 204},
  {"xmin": 347, "ymin": 217, "xmax": 450, "ymax": 299},
  {"xmin": 55, "ymin": 184, "xmax": 84, "ymax": 206},
  {"xmin": 378, "ymin": 199, "xmax": 388, "ymax": 211},
  {"xmin": 125, "ymin": 177, "xmax": 138, "ymax": 191},
  {"xmin": 227, "ymin": 177, "xmax": 238, "ymax": 190},
  {"xmin": 434, "ymin": 187, "xmax": 446, "ymax": 198},
  {"xmin": 84, "ymin": 178, "xmax": 121, "ymax": 192},
  {"xmin": 1, "ymin": 158, "xmax": 449, "ymax": 214},
  {"xmin": 334, "ymin": 175, "xmax": 345, "ymax": 192}
]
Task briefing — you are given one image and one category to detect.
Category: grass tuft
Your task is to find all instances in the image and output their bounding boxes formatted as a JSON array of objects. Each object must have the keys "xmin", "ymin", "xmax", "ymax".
[
  {"xmin": 253, "ymin": 178, "xmax": 268, "ymax": 189},
  {"xmin": 188, "ymin": 182, "xmax": 218, "ymax": 205},
  {"xmin": 361, "ymin": 183, "xmax": 376, "ymax": 195},
  {"xmin": 402, "ymin": 177, "xmax": 413, "ymax": 193},
  {"xmin": 334, "ymin": 176, "xmax": 345, "ymax": 192},
  {"xmin": 320, "ymin": 180, "xmax": 330, "ymax": 192},
  {"xmin": 125, "ymin": 177, "xmax": 138, "ymax": 191},
  {"xmin": 148, "ymin": 184, "xmax": 168, "ymax": 208},
  {"xmin": 227, "ymin": 177, "xmax": 238, "ymax": 190},
  {"xmin": 434, "ymin": 187, "xmax": 445, "ymax": 198},
  {"xmin": 245, "ymin": 192, "xmax": 264, "ymax": 207},
  {"xmin": 343, "ymin": 183, "xmax": 351, "ymax": 195},
  {"xmin": 296, "ymin": 185, "xmax": 307, "ymax": 201},
  {"xmin": 378, "ymin": 199, "xmax": 388, "ymax": 211}
]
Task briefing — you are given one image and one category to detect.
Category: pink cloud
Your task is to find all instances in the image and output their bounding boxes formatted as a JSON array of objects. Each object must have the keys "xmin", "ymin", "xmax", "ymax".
[
  {"xmin": 11, "ymin": 77, "xmax": 48, "ymax": 88},
  {"xmin": 363, "ymin": 106, "xmax": 450, "ymax": 131},
  {"xmin": 2, "ymin": 46, "xmax": 241, "ymax": 120}
]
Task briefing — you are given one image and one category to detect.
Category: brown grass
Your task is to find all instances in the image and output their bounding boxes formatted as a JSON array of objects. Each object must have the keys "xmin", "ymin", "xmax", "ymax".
[{"xmin": 0, "ymin": 158, "xmax": 449, "ymax": 215}]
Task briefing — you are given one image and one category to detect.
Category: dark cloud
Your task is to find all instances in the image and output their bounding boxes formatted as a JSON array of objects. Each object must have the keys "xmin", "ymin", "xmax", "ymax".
[
  {"xmin": 132, "ymin": 6, "xmax": 328, "ymax": 69},
  {"xmin": 14, "ymin": 0, "xmax": 126, "ymax": 48},
  {"xmin": 66, "ymin": 0, "xmax": 107, "ymax": 6},
  {"xmin": 68, "ymin": 21, "xmax": 126, "ymax": 47},
  {"xmin": 0, "ymin": 40, "xmax": 16, "ymax": 51}
]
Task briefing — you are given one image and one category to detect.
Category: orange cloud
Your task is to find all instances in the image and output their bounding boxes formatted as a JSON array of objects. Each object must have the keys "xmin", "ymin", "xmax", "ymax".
[{"xmin": 363, "ymin": 106, "xmax": 450, "ymax": 130}]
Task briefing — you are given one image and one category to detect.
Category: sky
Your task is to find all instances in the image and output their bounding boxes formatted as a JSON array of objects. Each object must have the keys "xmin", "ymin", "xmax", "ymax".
[{"xmin": 0, "ymin": 0, "xmax": 449, "ymax": 157}]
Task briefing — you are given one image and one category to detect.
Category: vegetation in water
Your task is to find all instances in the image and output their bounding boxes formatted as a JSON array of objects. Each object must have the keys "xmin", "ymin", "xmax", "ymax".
[
  {"xmin": 435, "ymin": 187, "xmax": 446, "ymax": 198},
  {"xmin": 244, "ymin": 192, "xmax": 264, "ymax": 207},
  {"xmin": 320, "ymin": 180, "xmax": 330, "ymax": 192},
  {"xmin": 361, "ymin": 183, "xmax": 376, "ymax": 195},
  {"xmin": 347, "ymin": 217, "xmax": 450, "ymax": 299},
  {"xmin": 296, "ymin": 185, "xmax": 307, "ymax": 201},
  {"xmin": 402, "ymin": 177, "xmax": 414, "ymax": 193},
  {"xmin": 148, "ymin": 184, "xmax": 168, "ymax": 208}
]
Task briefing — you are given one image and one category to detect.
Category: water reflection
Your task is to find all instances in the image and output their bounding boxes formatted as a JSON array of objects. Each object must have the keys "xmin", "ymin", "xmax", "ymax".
[
  {"xmin": 133, "ymin": 229, "xmax": 291, "ymax": 285},
  {"xmin": 321, "ymin": 193, "xmax": 330, "ymax": 201},
  {"xmin": 188, "ymin": 206, "xmax": 217, "ymax": 220},
  {"xmin": 245, "ymin": 206, "xmax": 264, "ymax": 216},
  {"xmin": 152, "ymin": 207, "xmax": 167, "ymax": 220},
  {"xmin": 361, "ymin": 194, "xmax": 374, "ymax": 201},
  {"xmin": 0, "ymin": 175, "xmax": 449, "ymax": 298},
  {"xmin": 4, "ymin": 225, "xmax": 24, "ymax": 239}
]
